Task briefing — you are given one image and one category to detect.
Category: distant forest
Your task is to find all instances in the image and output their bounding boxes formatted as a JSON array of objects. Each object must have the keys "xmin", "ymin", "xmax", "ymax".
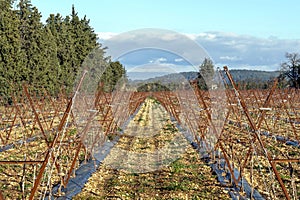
[
  {"xmin": 0, "ymin": 0, "xmax": 125, "ymax": 100},
  {"xmin": 220, "ymin": 69, "xmax": 280, "ymax": 89},
  {"xmin": 131, "ymin": 70, "xmax": 280, "ymax": 90}
]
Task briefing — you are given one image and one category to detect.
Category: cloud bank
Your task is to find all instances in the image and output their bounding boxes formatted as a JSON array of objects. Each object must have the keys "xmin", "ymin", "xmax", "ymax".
[{"xmin": 98, "ymin": 30, "xmax": 300, "ymax": 72}]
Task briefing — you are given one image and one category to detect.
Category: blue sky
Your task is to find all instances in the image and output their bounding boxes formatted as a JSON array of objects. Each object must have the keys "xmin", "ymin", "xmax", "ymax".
[
  {"xmin": 30, "ymin": 0, "xmax": 300, "ymax": 39},
  {"xmin": 28, "ymin": 0, "xmax": 300, "ymax": 73}
]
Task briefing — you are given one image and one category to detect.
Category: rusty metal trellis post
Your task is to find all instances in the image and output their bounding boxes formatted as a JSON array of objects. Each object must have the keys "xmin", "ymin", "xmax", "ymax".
[
  {"xmin": 28, "ymin": 70, "xmax": 87, "ymax": 200},
  {"xmin": 223, "ymin": 66, "xmax": 291, "ymax": 200}
]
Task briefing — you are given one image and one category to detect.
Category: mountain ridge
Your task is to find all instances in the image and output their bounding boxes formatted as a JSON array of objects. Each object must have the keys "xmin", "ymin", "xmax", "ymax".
[{"xmin": 129, "ymin": 69, "xmax": 280, "ymax": 85}]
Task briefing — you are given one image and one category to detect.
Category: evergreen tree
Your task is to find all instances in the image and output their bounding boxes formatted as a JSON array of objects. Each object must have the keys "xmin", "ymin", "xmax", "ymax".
[
  {"xmin": 197, "ymin": 58, "xmax": 215, "ymax": 90},
  {"xmin": 77, "ymin": 47, "xmax": 110, "ymax": 94},
  {"xmin": 0, "ymin": 0, "xmax": 23, "ymax": 99},
  {"xmin": 69, "ymin": 5, "xmax": 98, "ymax": 75},
  {"xmin": 100, "ymin": 61, "xmax": 126, "ymax": 92},
  {"xmin": 137, "ymin": 82, "xmax": 170, "ymax": 92},
  {"xmin": 41, "ymin": 26, "xmax": 60, "ymax": 94},
  {"xmin": 46, "ymin": 14, "xmax": 76, "ymax": 94},
  {"xmin": 0, "ymin": 1, "xmax": 127, "ymax": 100},
  {"xmin": 46, "ymin": 5, "xmax": 100, "ymax": 94},
  {"xmin": 17, "ymin": 0, "xmax": 55, "ymax": 91}
]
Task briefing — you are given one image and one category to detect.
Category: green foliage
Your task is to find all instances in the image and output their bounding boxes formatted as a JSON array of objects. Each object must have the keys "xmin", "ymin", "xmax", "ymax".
[
  {"xmin": 137, "ymin": 82, "xmax": 171, "ymax": 92},
  {"xmin": 100, "ymin": 61, "xmax": 127, "ymax": 92},
  {"xmin": 130, "ymin": 70, "xmax": 280, "ymax": 90},
  {"xmin": 197, "ymin": 58, "xmax": 215, "ymax": 90},
  {"xmin": 0, "ymin": 1, "xmax": 125, "ymax": 101},
  {"xmin": 0, "ymin": 0, "xmax": 23, "ymax": 99},
  {"xmin": 217, "ymin": 69, "xmax": 279, "ymax": 89},
  {"xmin": 45, "ymin": 4, "xmax": 101, "ymax": 95},
  {"xmin": 170, "ymin": 159, "xmax": 185, "ymax": 173}
]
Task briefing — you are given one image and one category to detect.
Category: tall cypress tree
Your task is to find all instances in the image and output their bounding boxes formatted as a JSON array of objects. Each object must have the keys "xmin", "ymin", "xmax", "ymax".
[
  {"xmin": 46, "ymin": 14, "xmax": 77, "ymax": 94},
  {"xmin": 69, "ymin": 5, "xmax": 99, "ymax": 74},
  {"xmin": 46, "ymin": 6, "xmax": 100, "ymax": 94},
  {"xmin": 17, "ymin": 0, "xmax": 59, "ymax": 94},
  {"xmin": 45, "ymin": 14, "xmax": 72, "ymax": 94},
  {"xmin": 100, "ymin": 61, "xmax": 126, "ymax": 92},
  {"xmin": 17, "ymin": 0, "xmax": 43, "ymax": 86},
  {"xmin": 41, "ymin": 26, "xmax": 59, "ymax": 95},
  {"xmin": 0, "ymin": 1, "xmax": 127, "ymax": 99},
  {"xmin": 0, "ymin": 0, "xmax": 23, "ymax": 99}
]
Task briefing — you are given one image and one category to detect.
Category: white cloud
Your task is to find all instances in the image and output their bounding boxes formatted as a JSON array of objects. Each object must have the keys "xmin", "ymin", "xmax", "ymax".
[
  {"xmin": 194, "ymin": 32, "xmax": 300, "ymax": 69},
  {"xmin": 184, "ymin": 33, "xmax": 216, "ymax": 40},
  {"xmin": 97, "ymin": 32, "xmax": 118, "ymax": 40},
  {"xmin": 129, "ymin": 64, "xmax": 172, "ymax": 73},
  {"xmin": 219, "ymin": 56, "xmax": 241, "ymax": 61},
  {"xmin": 160, "ymin": 33, "xmax": 181, "ymax": 41},
  {"xmin": 215, "ymin": 63, "xmax": 280, "ymax": 71},
  {"xmin": 197, "ymin": 33, "xmax": 217, "ymax": 40},
  {"xmin": 102, "ymin": 29, "xmax": 209, "ymax": 67},
  {"xmin": 158, "ymin": 57, "xmax": 167, "ymax": 62},
  {"xmin": 128, "ymin": 63, "xmax": 196, "ymax": 73},
  {"xmin": 149, "ymin": 57, "xmax": 167, "ymax": 64},
  {"xmin": 98, "ymin": 30, "xmax": 300, "ymax": 71},
  {"xmin": 184, "ymin": 33, "xmax": 198, "ymax": 40},
  {"xmin": 175, "ymin": 58, "xmax": 184, "ymax": 62}
]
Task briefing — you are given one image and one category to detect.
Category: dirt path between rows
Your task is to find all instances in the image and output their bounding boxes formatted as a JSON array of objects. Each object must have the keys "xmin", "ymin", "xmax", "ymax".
[{"xmin": 74, "ymin": 98, "xmax": 230, "ymax": 199}]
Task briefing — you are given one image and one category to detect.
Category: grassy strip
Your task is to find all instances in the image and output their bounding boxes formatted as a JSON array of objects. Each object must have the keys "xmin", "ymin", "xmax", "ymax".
[{"xmin": 74, "ymin": 98, "xmax": 230, "ymax": 199}]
